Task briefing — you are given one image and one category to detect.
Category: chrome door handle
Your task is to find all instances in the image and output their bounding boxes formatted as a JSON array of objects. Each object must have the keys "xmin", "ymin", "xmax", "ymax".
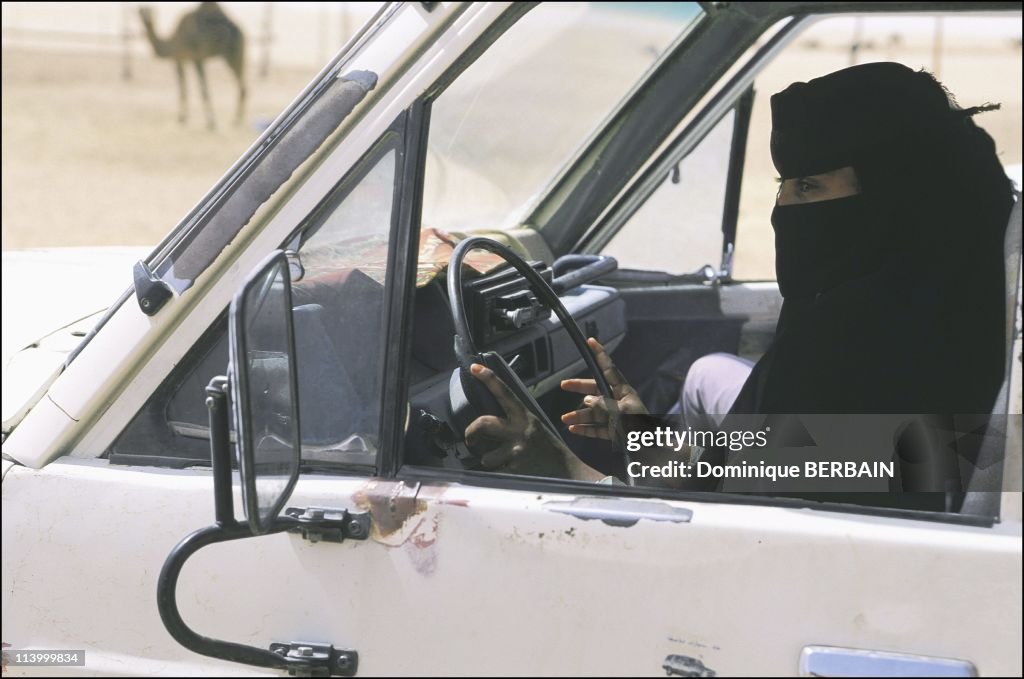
[{"xmin": 800, "ymin": 646, "xmax": 977, "ymax": 677}]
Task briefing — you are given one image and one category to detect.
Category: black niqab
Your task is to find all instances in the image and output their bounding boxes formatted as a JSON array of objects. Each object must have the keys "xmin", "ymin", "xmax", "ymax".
[{"xmin": 731, "ymin": 62, "xmax": 1014, "ymax": 417}]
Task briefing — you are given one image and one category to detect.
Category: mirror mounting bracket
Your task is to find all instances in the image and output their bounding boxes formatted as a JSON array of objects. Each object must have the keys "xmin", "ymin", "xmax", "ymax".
[
  {"xmin": 283, "ymin": 507, "xmax": 371, "ymax": 544},
  {"xmin": 268, "ymin": 642, "xmax": 358, "ymax": 678},
  {"xmin": 133, "ymin": 260, "xmax": 174, "ymax": 316}
]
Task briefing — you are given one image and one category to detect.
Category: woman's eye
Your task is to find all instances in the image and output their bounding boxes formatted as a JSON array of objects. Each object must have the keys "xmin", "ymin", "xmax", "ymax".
[{"xmin": 798, "ymin": 180, "xmax": 814, "ymax": 193}]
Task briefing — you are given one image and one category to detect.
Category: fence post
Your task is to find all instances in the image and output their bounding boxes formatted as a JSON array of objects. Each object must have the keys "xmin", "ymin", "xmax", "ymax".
[
  {"xmin": 319, "ymin": 3, "xmax": 329, "ymax": 66},
  {"xmin": 932, "ymin": 15, "xmax": 944, "ymax": 80},
  {"xmin": 121, "ymin": 2, "xmax": 133, "ymax": 81},
  {"xmin": 260, "ymin": 2, "xmax": 273, "ymax": 79},
  {"xmin": 341, "ymin": 1, "xmax": 350, "ymax": 44},
  {"xmin": 849, "ymin": 16, "xmax": 863, "ymax": 67}
]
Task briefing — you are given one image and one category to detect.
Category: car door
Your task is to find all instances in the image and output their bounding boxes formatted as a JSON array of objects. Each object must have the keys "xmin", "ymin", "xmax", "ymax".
[
  {"xmin": 5, "ymin": 452, "xmax": 1021, "ymax": 676},
  {"xmin": 3, "ymin": 2, "xmax": 1021, "ymax": 677}
]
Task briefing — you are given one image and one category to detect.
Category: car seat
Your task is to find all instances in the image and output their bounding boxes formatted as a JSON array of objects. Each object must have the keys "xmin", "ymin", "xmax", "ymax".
[{"xmin": 960, "ymin": 190, "xmax": 1022, "ymax": 516}]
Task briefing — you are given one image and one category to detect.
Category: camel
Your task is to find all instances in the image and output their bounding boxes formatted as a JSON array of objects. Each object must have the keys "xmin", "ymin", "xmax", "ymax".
[{"xmin": 138, "ymin": 2, "xmax": 246, "ymax": 129}]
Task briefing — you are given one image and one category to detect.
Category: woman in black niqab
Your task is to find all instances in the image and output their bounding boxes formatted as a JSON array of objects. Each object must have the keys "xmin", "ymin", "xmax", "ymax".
[
  {"xmin": 729, "ymin": 62, "xmax": 1014, "ymax": 417},
  {"xmin": 559, "ymin": 63, "xmax": 1014, "ymax": 500}
]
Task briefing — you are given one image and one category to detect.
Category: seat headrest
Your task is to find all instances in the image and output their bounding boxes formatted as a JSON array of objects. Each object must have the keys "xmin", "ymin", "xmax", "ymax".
[{"xmin": 1004, "ymin": 193, "xmax": 1022, "ymax": 352}]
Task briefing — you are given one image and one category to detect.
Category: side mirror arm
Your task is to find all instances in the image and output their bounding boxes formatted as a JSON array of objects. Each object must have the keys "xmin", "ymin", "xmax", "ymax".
[
  {"xmin": 206, "ymin": 375, "xmax": 235, "ymax": 526},
  {"xmin": 156, "ymin": 522, "xmax": 291, "ymax": 671},
  {"xmin": 156, "ymin": 519, "xmax": 358, "ymax": 676},
  {"xmin": 155, "ymin": 375, "xmax": 360, "ymax": 676}
]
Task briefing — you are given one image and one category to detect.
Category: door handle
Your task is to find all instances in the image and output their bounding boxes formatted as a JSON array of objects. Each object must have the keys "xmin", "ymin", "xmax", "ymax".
[{"xmin": 799, "ymin": 646, "xmax": 977, "ymax": 677}]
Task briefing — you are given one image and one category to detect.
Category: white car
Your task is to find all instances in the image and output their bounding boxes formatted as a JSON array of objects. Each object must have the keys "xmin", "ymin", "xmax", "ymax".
[{"xmin": 3, "ymin": 2, "xmax": 1021, "ymax": 676}]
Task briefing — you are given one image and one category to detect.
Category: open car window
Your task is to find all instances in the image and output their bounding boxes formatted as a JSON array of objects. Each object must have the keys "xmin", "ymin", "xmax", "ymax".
[
  {"xmin": 600, "ymin": 108, "xmax": 735, "ymax": 275},
  {"xmin": 422, "ymin": 2, "xmax": 703, "ymax": 235}
]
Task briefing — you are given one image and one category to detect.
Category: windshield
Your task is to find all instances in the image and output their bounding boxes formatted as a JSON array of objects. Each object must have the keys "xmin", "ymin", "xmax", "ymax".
[{"xmin": 422, "ymin": 2, "xmax": 704, "ymax": 234}]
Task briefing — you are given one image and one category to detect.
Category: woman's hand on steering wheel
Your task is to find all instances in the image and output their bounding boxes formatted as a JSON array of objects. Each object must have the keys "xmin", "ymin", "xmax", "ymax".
[
  {"xmin": 465, "ymin": 363, "xmax": 605, "ymax": 482},
  {"xmin": 560, "ymin": 338, "xmax": 648, "ymax": 441}
]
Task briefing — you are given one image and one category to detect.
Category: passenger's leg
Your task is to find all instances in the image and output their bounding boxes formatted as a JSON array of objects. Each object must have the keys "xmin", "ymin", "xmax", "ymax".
[{"xmin": 678, "ymin": 353, "xmax": 754, "ymax": 431}]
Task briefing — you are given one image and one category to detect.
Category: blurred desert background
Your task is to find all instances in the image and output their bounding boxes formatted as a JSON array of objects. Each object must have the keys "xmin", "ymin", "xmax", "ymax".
[
  {"xmin": 2, "ymin": 2, "xmax": 1021, "ymax": 283},
  {"xmin": 2, "ymin": 1, "xmax": 381, "ymax": 250}
]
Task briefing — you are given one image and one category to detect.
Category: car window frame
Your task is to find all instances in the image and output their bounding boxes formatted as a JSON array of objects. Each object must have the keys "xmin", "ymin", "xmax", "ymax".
[
  {"xmin": 106, "ymin": 106, "xmax": 427, "ymax": 477},
  {"xmin": 286, "ymin": 126, "xmax": 405, "ymax": 474},
  {"xmin": 272, "ymin": 102, "xmax": 428, "ymax": 478}
]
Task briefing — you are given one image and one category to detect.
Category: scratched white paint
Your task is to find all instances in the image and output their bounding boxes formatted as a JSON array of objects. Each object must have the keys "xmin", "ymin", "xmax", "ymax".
[{"xmin": 2, "ymin": 459, "xmax": 1021, "ymax": 676}]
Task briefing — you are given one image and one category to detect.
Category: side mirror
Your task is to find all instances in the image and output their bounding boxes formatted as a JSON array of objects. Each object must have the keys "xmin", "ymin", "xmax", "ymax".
[
  {"xmin": 156, "ymin": 250, "xmax": 360, "ymax": 677},
  {"xmin": 229, "ymin": 250, "xmax": 301, "ymax": 534}
]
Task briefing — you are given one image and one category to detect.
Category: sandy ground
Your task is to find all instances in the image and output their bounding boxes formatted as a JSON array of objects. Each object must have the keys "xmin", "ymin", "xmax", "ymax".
[{"xmin": 2, "ymin": 45, "xmax": 322, "ymax": 249}]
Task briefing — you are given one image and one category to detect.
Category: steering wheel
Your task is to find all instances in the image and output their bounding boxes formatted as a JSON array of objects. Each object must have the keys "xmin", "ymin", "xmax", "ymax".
[{"xmin": 446, "ymin": 236, "xmax": 628, "ymax": 480}]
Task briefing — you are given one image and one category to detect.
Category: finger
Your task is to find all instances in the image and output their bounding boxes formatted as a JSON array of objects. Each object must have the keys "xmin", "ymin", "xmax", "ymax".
[
  {"xmin": 587, "ymin": 337, "xmax": 613, "ymax": 371},
  {"xmin": 471, "ymin": 364, "xmax": 526, "ymax": 424},
  {"xmin": 598, "ymin": 394, "xmax": 621, "ymax": 413},
  {"xmin": 586, "ymin": 395, "xmax": 610, "ymax": 416},
  {"xmin": 560, "ymin": 378, "xmax": 601, "ymax": 396},
  {"xmin": 612, "ymin": 381, "xmax": 638, "ymax": 400},
  {"xmin": 560, "ymin": 405, "xmax": 608, "ymax": 426},
  {"xmin": 587, "ymin": 338, "xmax": 626, "ymax": 389},
  {"xmin": 581, "ymin": 397, "xmax": 624, "ymax": 446},
  {"xmin": 566, "ymin": 424, "xmax": 612, "ymax": 441},
  {"xmin": 465, "ymin": 415, "xmax": 513, "ymax": 447},
  {"xmin": 602, "ymin": 365, "xmax": 629, "ymax": 391}
]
